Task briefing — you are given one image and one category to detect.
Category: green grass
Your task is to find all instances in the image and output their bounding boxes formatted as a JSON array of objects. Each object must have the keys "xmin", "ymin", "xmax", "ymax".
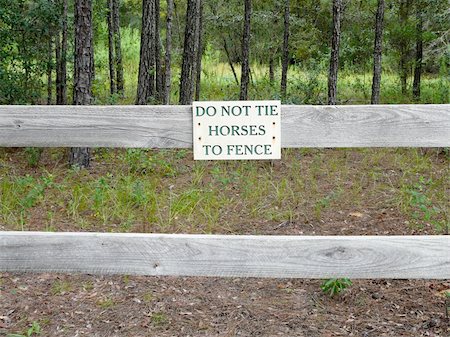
[
  {"xmin": 90, "ymin": 27, "xmax": 449, "ymax": 105},
  {"xmin": 0, "ymin": 148, "xmax": 448, "ymax": 235}
]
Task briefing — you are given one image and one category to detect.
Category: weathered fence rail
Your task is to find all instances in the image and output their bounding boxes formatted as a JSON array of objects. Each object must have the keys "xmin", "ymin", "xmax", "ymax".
[
  {"xmin": 1, "ymin": 232, "xmax": 449, "ymax": 279},
  {"xmin": 1, "ymin": 104, "xmax": 449, "ymax": 147},
  {"xmin": 0, "ymin": 104, "xmax": 449, "ymax": 279}
]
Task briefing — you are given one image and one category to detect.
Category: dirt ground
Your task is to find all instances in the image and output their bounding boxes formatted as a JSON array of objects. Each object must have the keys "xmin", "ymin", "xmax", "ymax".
[
  {"xmin": 0, "ymin": 148, "xmax": 449, "ymax": 336},
  {"xmin": 1, "ymin": 274, "xmax": 449, "ymax": 337},
  {"xmin": 2, "ymin": 215, "xmax": 449, "ymax": 337}
]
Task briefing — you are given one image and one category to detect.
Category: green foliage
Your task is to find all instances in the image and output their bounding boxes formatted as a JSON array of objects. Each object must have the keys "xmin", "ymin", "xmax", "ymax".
[
  {"xmin": 321, "ymin": 278, "xmax": 353, "ymax": 297},
  {"xmin": 151, "ymin": 312, "xmax": 169, "ymax": 326},
  {"xmin": 7, "ymin": 321, "xmax": 41, "ymax": 337},
  {"xmin": 24, "ymin": 148, "xmax": 43, "ymax": 168},
  {"xmin": 0, "ymin": 0, "xmax": 60, "ymax": 103},
  {"xmin": 403, "ymin": 176, "xmax": 448, "ymax": 232}
]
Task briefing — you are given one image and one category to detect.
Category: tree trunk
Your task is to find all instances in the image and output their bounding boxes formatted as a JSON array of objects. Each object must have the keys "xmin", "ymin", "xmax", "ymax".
[
  {"xmin": 56, "ymin": 0, "xmax": 68, "ymax": 105},
  {"xmin": 179, "ymin": 0, "xmax": 197, "ymax": 104},
  {"xmin": 280, "ymin": 0, "xmax": 290, "ymax": 100},
  {"xmin": 371, "ymin": 0, "xmax": 384, "ymax": 104},
  {"xmin": 55, "ymin": 29, "xmax": 62, "ymax": 103},
  {"xmin": 412, "ymin": 0, "xmax": 422, "ymax": 101},
  {"xmin": 47, "ymin": 37, "xmax": 53, "ymax": 105},
  {"xmin": 269, "ymin": 56, "xmax": 274, "ymax": 84},
  {"xmin": 163, "ymin": 0, "xmax": 173, "ymax": 104},
  {"xmin": 113, "ymin": 0, "xmax": 124, "ymax": 96},
  {"xmin": 399, "ymin": 0, "xmax": 411, "ymax": 95},
  {"xmin": 327, "ymin": 0, "xmax": 341, "ymax": 105},
  {"xmin": 223, "ymin": 37, "xmax": 239, "ymax": 85},
  {"xmin": 137, "ymin": 0, "xmax": 156, "ymax": 104},
  {"xmin": 194, "ymin": 0, "xmax": 203, "ymax": 101},
  {"xmin": 239, "ymin": 0, "xmax": 252, "ymax": 100},
  {"xmin": 71, "ymin": 0, "xmax": 94, "ymax": 168},
  {"xmin": 154, "ymin": 0, "xmax": 163, "ymax": 102},
  {"xmin": 107, "ymin": 0, "xmax": 116, "ymax": 95}
]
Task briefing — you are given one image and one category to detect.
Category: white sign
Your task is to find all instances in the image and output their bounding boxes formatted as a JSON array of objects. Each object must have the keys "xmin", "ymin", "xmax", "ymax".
[{"xmin": 193, "ymin": 100, "xmax": 281, "ymax": 160}]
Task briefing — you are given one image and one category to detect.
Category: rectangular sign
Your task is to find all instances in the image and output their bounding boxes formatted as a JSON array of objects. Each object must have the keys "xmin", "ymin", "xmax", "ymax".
[{"xmin": 193, "ymin": 100, "xmax": 281, "ymax": 160}]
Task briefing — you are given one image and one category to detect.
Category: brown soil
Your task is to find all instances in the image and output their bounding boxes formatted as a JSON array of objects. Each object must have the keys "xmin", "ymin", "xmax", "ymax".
[{"xmin": 1, "ymin": 275, "xmax": 449, "ymax": 336}]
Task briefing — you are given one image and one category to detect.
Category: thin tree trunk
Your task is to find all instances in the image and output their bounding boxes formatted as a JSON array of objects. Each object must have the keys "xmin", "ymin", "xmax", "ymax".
[
  {"xmin": 56, "ymin": 0, "xmax": 68, "ymax": 105},
  {"xmin": 173, "ymin": 1, "xmax": 183, "ymax": 47},
  {"xmin": 412, "ymin": 0, "xmax": 422, "ymax": 101},
  {"xmin": 194, "ymin": 0, "xmax": 203, "ymax": 101},
  {"xmin": 137, "ymin": 0, "xmax": 156, "ymax": 104},
  {"xmin": 47, "ymin": 37, "xmax": 53, "ymax": 105},
  {"xmin": 280, "ymin": 0, "xmax": 289, "ymax": 100},
  {"xmin": 154, "ymin": 0, "xmax": 163, "ymax": 101},
  {"xmin": 107, "ymin": 0, "xmax": 116, "ymax": 95},
  {"xmin": 163, "ymin": 0, "xmax": 173, "ymax": 104},
  {"xmin": 55, "ymin": 29, "xmax": 62, "ymax": 103},
  {"xmin": 113, "ymin": 0, "xmax": 124, "ymax": 95},
  {"xmin": 239, "ymin": 0, "xmax": 252, "ymax": 100},
  {"xmin": 399, "ymin": 0, "xmax": 411, "ymax": 95},
  {"xmin": 223, "ymin": 37, "xmax": 239, "ymax": 85},
  {"xmin": 179, "ymin": 0, "xmax": 197, "ymax": 104},
  {"xmin": 269, "ymin": 56, "xmax": 274, "ymax": 84},
  {"xmin": 327, "ymin": 0, "xmax": 341, "ymax": 105},
  {"xmin": 71, "ymin": 0, "xmax": 94, "ymax": 168},
  {"xmin": 371, "ymin": 0, "xmax": 384, "ymax": 104}
]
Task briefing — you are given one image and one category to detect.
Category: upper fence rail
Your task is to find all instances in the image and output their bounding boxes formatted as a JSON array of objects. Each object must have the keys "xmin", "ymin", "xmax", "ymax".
[{"xmin": 0, "ymin": 104, "xmax": 449, "ymax": 148}]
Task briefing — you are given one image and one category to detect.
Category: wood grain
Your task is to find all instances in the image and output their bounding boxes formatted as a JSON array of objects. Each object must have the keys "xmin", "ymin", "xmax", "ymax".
[
  {"xmin": 0, "ymin": 104, "xmax": 448, "ymax": 147},
  {"xmin": 1, "ymin": 232, "xmax": 448, "ymax": 278}
]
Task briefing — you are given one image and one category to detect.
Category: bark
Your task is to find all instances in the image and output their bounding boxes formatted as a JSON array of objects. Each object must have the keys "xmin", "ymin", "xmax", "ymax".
[
  {"xmin": 71, "ymin": 0, "xmax": 94, "ymax": 168},
  {"xmin": 399, "ymin": 0, "xmax": 412, "ymax": 95},
  {"xmin": 137, "ymin": 0, "xmax": 156, "ymax": 104},
  {"xmin": 327, "ymin": 0, "xmax": 342, "ymax": 105},
  {"xmin": 107, "ymin": 0, "xmax": 116, "ymax": 95},
  {"xmin": 371, "ymin": 0, "xmax": 385, "ymax": 104},
  {"xmin": 56, "ymin": 0, "xmax": 68, "ymax": 105},
  {"xmin": 163, "ymin": 0, "xmax": 173, "ymax": 104},
  {"xmin": 113, "ymin": 0, "xmax": 124, "ymax": 95},
  {"xmin": 239, "ymin": 0, "xmax": 252, "ymax": 100},
  {"xmin": 269, "ymin": 56, "xmax": 274, "ymax": 84},
  {"xmin": 179, "ymin": 0, "xmax": 197, "ymax": 104},
  {"xmin": 223, "ymin": 37, "xmax": 239, "ymax": 85},
  {"xmin": 47, "ymin": 37, "xmax": 53, "ymax": 105},
  {"xmin": 412, "ymin": 0, "xmax": 423, "ymax": 101},
  {"xmin": 55, "ymin": 30, "xmax": 61, "ymax": 102},
  {"xmin": 154, "ymin": 0, "xmax": 163, "ymax": 101},
  {"xmin": 194, "ymin": 0, "xmax": 203, "ymax": 101},
  {"xmin": 280, "ymin": 0, "xmax": 290, "ymax": 100}
]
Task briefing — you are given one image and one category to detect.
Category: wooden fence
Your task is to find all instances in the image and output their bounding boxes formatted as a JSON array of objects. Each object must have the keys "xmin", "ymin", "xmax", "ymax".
[{"xmin": 0, "ymin": 104, "xmax": 449, "ymax": 279}]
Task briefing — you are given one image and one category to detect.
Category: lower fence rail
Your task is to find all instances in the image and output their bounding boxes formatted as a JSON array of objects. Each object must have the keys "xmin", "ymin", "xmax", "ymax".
[{"xmin": 0, "ymin": 232, "xmax": 448, "ymax": 279}]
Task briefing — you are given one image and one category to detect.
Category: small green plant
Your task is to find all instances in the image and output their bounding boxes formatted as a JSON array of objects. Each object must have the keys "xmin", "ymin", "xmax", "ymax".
[
  {"xmin": 97, "ymin": 297, "xmax": 115, "ymax": 309},
  {"xmin": 445, "ymin": 290, "xmax": 450, "ymax": 320},
  {"xmin": 7, "ymin": 321, "xmax": 41, "ymax": 337},
  {"xmin": 151, "ymin": 312, "xmax": 168, "ymax": 326},
  {"xmin": 321, "ymin": 278, "xmax": 353, "ymax": 297},
  {"xmin": 405, "ymin": 176, "xmax": 447, "ymax": 231},
  {"xmin": 24, "ymin": 148, "xmax": 43, "ymax": 168},
  {"xmin": 51, "ymin": 280, "xmax": 72, "ymax": 295}
]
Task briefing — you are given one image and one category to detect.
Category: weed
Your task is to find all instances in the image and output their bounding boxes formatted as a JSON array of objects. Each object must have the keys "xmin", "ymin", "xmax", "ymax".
[
  {"xmin": 97, "ymin": 297, "xmax": 115, "ymax": 309},
  {"xmin": 143, "ymin": 291, "xmax": 153, "ymax": 303},
  {"xmin": 321, "ymin": 278, "xmax": 353, "ymax": 297},
  {"xmin": 51, "ymin": 280, "xmax": 72, "ymax": 295},
  {"xmin": 402, "ymin": 176, "xmax": 448, "ymax": 232},
  {"xmin": 445, "ymin": 291, "xmax": 450, "ymax": 319},
  {"xmin": 7, "ymin": 321, "xmax": 41, "ymax": 337},
  {"xmin": 24, "ymin": 148, "xmax": 43, "ymax": 168},
  {"xmin": 151, "ymin": 312, "xmax": 168, "ymax": 326}
]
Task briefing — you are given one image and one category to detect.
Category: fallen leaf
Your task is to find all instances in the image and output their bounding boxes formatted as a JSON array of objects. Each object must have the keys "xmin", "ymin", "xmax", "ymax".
[{"xmin": 349, "ymin": 212, "xmax": 363, "ymax": 218}]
